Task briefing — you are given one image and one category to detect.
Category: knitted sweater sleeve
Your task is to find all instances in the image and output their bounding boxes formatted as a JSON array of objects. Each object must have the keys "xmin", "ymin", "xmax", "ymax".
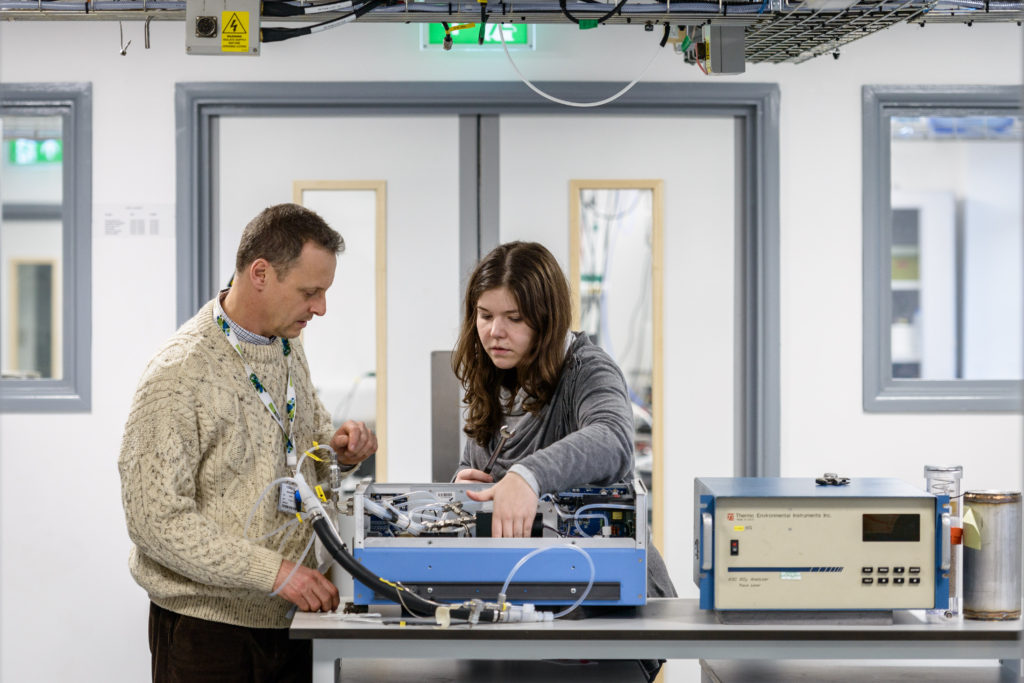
[{"xmin": 118, "ymin": 357, "xmax": 284, "ymax": 594}]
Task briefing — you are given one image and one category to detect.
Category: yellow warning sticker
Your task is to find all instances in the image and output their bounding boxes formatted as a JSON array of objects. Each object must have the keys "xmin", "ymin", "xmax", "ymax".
[{"xmin": 221, "ymin": 11, "xmax": 249, "ymax": 53}]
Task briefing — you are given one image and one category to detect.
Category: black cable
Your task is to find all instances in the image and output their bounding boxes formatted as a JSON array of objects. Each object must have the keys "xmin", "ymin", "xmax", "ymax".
[
  {"xmin": 261, "ymin": 1, "xmax": 306, "ymax": 17},
  {"xmin": 311, "ymin": 516, "xmax": 504, "ymax": 623},
  {"xmin": 262, "ymin": 0, "xmax": 388, "ymax": 43},
  {"xmin": 478, "ymin": 1, "xmax": 488, "ymax": 45},
  {"xmin": 262, "ymin": 24, "xmax": 311, "ymax": 42},
  {"xmin": 262, "ymin": 0, "xmax": 367, "ymax": 16},
  {"xmin": 559, "ymin": 0, "xmax": 629, "ymax": 25},
  {"xmin": 659, "ymin": 21, "xmax": 670, "ymax": 45},
  {"xmin": 330, "ymin": 0, "xmax": 386, "ymax": 19},
  {"xmin": 441, "ymin": 20, "xmax": 453, "ymax": 49},
  {"xmin": 558, "ymin": 0, "xmax": 579, "ymax": 24}
]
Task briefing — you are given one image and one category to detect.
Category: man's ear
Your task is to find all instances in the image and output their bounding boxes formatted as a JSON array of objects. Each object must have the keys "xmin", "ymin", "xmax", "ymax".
[{"xmin": 248, "ymin": 258, "xmax": 270, "ymax": 291}]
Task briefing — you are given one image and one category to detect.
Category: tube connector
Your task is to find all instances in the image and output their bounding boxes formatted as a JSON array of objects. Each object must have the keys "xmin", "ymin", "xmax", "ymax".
[
  {"xmin": 362, "ymin": 497, "xmax": 426, "ymax": 534},
  {"xmin": 500, "ymin": 603, "xmax": 554, "ymax": 623},
  {"xmin": 328, "ymin": 448, "xmax": 344, "ymax": 497},
  {"xmin": 294, "ymin": 471, "xmax": 327, "ymax": 518}
]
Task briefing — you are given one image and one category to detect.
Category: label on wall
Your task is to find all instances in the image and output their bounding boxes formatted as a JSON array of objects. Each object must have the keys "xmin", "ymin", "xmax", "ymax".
[{"xmin": 96, "ymin": 204, "xmax": 174, "ymax": 239}]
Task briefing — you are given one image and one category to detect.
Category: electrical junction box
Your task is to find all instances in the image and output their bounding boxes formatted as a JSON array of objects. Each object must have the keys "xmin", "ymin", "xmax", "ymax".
[
  {"xmin": 700, "ymin": 24, "xmax": 745, "ymax": 75},
  {"xmin": 693, "ymin": 477, "xmax": 951, "ymax": 611},
  {"xmin": 185, "ymin": 0, "xmax": 260, "ymax": 56},
  {"xmin": 351, "ymin": 479, "xmax": 648, "ymax": 608}
]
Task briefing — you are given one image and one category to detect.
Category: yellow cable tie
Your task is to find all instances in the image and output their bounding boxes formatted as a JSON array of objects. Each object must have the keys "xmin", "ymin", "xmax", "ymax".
[
  {"xmin": 450, "ymin": 22, "xmax": 475, "ymax": 30},
  {"xmin": 304, "ymin": 441, "xmax": 327, "ymax": 461},
  {"xmin": 295, "ymin": 512, "xmax": 303, "ymax": 522},
  {"xmin": 315, "ymin": 485, "xmax": 328, "ymax": 503}
]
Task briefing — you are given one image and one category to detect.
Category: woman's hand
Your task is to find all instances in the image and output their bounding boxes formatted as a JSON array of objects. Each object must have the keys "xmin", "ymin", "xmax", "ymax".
[
  {"xmin": 454, "ymin": 468, "xmax": 494, "ymax": 484},
  {"xmin": 465, "ymin": 472, "xmax": 538, "ymax": 538}
]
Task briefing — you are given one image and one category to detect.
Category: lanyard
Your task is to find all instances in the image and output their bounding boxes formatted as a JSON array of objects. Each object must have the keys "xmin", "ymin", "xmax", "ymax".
[{"xmin": 213, "ymin": 298, "xmax": 298, "ymax": 466}]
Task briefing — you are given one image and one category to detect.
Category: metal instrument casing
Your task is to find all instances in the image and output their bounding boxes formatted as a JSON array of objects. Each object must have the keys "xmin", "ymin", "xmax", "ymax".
[
  {"xmin": 694, "ymin": 477, "xmax": 950, "ymax": 611},
  {"xmin": 185, "ymin": 0, "xmax": 260, "ymax": 55},
  {"xmin": 352, "ymin": 479, "xmax": 648, "ymax": 607},
  {"xmin": 963, "ymin": 490, "xmax": 1022, "ymax": 620}
]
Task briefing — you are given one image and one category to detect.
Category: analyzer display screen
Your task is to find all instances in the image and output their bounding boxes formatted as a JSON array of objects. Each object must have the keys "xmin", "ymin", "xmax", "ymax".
[{"xmin": 862, "ymin": 513, "xmax": 920, "ymax": 542}]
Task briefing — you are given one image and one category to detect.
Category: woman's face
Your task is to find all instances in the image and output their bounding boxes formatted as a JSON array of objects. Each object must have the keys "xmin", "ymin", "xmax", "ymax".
[{"xmin": 475, "ymin": 286, "xmax": 535, "ymax": 370}]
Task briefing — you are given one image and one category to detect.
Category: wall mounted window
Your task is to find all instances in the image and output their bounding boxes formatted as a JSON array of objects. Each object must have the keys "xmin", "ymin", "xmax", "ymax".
[
  {"xmin": 863, "ymin": 85, "xmax": 1021, "ymax": 412},
  {"xmin": 1, "ymin": 83, "xmax": 92, "ymax": 412}
]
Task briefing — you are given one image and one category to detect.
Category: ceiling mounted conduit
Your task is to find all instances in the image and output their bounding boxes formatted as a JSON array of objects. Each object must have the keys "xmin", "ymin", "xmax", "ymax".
[{"xmin": 1, "ymin": 0, "xmax": 1018, "ymax": 65}]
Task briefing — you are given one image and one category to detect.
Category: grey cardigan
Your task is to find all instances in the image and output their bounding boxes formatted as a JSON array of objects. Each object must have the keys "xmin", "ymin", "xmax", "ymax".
[
  {"xmin": 457, "ymin": 332, "xmax": 633, "ymax": 494},
  {"xmin": 456, "ymin": 332, "xmax": 677, "ymax": 598}
]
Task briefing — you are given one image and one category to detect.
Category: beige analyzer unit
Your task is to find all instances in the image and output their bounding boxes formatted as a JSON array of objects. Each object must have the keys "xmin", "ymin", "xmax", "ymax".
[
  {"xmin": 185, "ymin": 0, "xmax": 261, "ymax": 55},
  {"xmin": 693, "ymin": 477, "xmax": 951, "ymax": 611}
]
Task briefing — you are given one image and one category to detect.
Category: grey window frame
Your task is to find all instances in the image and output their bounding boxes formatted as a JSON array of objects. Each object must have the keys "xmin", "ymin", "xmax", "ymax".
[
  {"xmin": 862, "ymin": 84, "xmax": 1021, "ymax": 412},
  {"xmin": 0, "ymin": 82, "xmax": 92, "ymax": 412},
  {"xmin": 175, "ymin": 81, "xmax": 780, "ymax": 476}
]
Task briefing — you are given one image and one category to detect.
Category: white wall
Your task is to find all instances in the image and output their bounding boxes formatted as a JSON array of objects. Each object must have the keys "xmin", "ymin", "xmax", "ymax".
[{"xmin": 0, "ymin": 17, "xmax": 1021, "ymax": 683}]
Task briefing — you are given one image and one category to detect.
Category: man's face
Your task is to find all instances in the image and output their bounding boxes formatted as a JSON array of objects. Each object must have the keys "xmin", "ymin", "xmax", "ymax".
[{"xmin": 262, "ymin": 242, "xmax": 337, "ymax": 339}]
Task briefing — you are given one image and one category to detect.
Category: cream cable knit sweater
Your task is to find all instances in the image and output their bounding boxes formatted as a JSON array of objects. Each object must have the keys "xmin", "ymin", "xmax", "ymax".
[{"xmin": 119, "ymin": 299, "xmax": 334, "ymax": 629}]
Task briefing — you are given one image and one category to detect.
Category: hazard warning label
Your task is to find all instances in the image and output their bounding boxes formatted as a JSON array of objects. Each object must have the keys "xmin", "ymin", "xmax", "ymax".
[{"xmin": 221, "ymin": 11, "xmax": 250, "ymax": 52}]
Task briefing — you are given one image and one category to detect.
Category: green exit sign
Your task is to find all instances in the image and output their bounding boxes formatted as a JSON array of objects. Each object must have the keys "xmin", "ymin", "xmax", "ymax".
[
  {"xmin": 7, "ymin": 138, "xmax": 62, "ymax": 165},
  {"xmin": 423, "ymin": 23, "xmax": 534, "ymax": 50}
]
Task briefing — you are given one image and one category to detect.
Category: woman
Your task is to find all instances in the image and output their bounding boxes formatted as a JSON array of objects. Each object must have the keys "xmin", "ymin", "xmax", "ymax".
[{"xmin": 452, "ymin": 240, "xmax": 676, "ymax": 598}]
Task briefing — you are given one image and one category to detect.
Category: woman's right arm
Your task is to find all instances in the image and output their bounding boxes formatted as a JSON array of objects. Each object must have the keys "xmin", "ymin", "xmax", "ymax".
[{"xmin": 453, "ymin": 439, "xmax": 494, "ymax": 483}]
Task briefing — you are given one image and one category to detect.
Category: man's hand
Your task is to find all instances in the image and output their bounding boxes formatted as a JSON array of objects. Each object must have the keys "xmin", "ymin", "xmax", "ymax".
[
  {"xmin": 273, "ymin": 560, "xmax": 340, "ymax": 613},
  {"xmin": 465, "ymin": 472, "xmax": 538, "ymax": 538},
  {"xmin": 329, "ymin": 420, "xmax": 377, "ymax": 467},
  {"xmin": 454, "ymin": 468, "xmax": 494, "ymax": 484}
]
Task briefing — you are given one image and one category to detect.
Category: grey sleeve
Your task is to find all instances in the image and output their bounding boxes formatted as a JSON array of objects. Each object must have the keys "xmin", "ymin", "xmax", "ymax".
[
  {"xmin": 455, "ymin": 438, "xmax": 487, "ymax": 477},
  {"xmin": 515, "ymin": 361, "xmax": 634, "ymax": 495}
]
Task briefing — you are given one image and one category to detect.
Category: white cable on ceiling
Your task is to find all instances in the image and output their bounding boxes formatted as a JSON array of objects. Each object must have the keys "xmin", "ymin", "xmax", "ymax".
[{"xmin": 497, "ymin": 23, "xmax": 663, "ymax": 108}]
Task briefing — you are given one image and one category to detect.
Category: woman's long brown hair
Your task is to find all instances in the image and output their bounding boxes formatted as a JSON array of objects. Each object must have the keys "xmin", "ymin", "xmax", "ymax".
[{"xmin": 452, "ymin": 241, "xmax": 571, "ymax": 446}]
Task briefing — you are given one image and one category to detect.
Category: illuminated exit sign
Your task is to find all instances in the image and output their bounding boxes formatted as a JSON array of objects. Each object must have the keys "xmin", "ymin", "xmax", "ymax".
[
  {"xmin": 7, "ymin": 138, "xmax": 62, "ymax": 165},
  {"xmin": 422, "ymin": 23, "xmax": 534, "ymax": 50}
]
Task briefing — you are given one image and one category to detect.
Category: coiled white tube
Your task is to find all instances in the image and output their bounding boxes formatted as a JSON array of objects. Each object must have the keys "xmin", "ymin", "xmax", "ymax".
[{"xmin": 499, "ymin": 544, "xmax": 596, "ymax": 619}]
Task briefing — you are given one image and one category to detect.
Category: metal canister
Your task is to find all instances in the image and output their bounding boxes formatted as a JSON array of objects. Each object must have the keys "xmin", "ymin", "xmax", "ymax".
[{"xmin": 962, "ymin": 490, "xmax": 1022, "ymax": 620}]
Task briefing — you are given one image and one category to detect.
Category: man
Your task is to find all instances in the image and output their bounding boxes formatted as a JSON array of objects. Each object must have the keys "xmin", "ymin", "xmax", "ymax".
[{"xmin": 119, "ymin": 203, "xmax": 376, "ymax": 682}]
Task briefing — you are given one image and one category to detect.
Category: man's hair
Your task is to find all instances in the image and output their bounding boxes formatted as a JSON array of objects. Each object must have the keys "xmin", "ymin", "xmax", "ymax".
[
  {"xmin": 452, "ymin": 241, "xmax": 572, "ymax": 446},
  {"xmin": 235, "ymin": 203, "xmax": 345, "ymax": 278}
]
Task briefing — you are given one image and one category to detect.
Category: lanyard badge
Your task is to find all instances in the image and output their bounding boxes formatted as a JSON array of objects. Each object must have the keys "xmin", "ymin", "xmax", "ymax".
[{"xmin": 213, "ymin": 298, "xmax": 298, "ymax": 466}]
